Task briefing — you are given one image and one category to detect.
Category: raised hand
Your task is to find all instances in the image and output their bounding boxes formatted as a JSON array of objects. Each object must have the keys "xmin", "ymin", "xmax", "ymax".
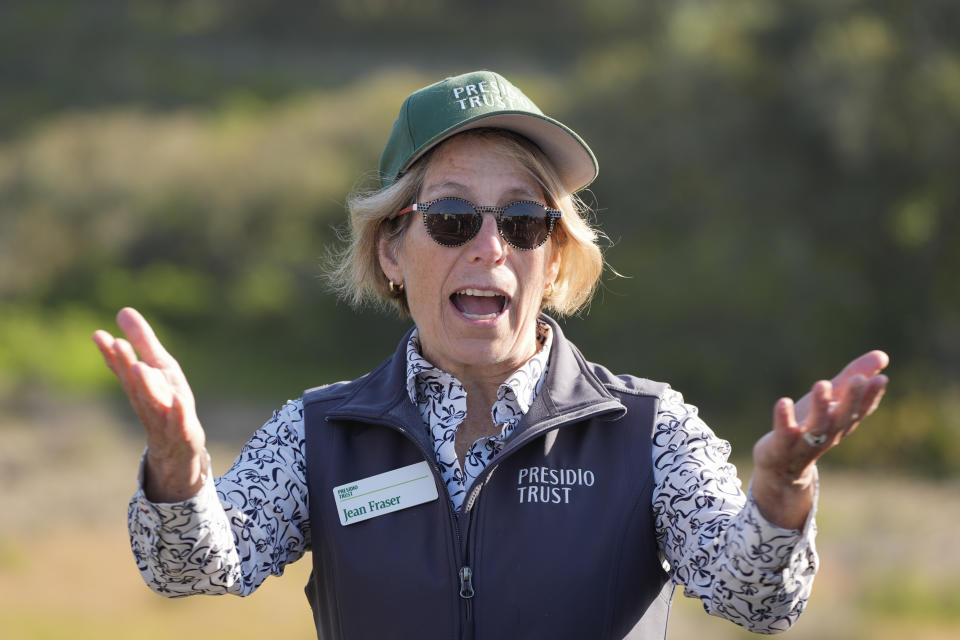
[
  {"xmin": 92, "ymin": 307, "xmax": 208, "ymax": 502},
  {"xmin": 791, "ymin": 350, "xmax": 889, "ymax": 432},
  {"xmin": 750, "ymin": 351, "xmax": 889, "ymax": 529}
]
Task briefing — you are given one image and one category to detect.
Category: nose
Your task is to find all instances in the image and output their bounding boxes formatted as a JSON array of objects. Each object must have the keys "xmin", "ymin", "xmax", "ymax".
[{"xmin": 466, "ymin": 212, "xmax": 506, "ymax": 264}]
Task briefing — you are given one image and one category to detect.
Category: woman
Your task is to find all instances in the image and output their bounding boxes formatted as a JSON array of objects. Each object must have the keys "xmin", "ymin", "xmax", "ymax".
[{"xmin": 94, "ymin": 70, "xmax": 888, "ymax": 638}]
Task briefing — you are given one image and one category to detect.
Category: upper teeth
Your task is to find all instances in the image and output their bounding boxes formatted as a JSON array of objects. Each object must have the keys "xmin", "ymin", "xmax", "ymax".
[{"xmin": 457, "ymin": 289, "xmax": 499, "ymax": 297}]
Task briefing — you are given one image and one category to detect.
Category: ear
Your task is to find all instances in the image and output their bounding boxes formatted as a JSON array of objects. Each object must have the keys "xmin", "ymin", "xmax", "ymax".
[{"xmin": 378, "ymin": 231, "xmax": 403, "ymax": 284}]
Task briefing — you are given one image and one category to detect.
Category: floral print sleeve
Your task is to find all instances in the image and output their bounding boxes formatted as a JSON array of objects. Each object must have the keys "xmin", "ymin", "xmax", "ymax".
[
  {"xmin": 127, "ymin": 399, "xmax": 310, "ymax": 596},
  {"xmin": 652, "ymin": 387, "xmax": 819, "ymax": 633}
]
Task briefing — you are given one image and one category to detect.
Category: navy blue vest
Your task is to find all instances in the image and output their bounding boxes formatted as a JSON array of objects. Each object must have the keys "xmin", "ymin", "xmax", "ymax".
[{"xmin": 303, "ymin": 319, "xmax": 673, "ymax": 639}]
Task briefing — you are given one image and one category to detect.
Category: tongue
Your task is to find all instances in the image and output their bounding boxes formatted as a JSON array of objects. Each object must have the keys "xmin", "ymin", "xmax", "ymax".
[{"xmin": 453, "ymin": 293, "xmax": 503, "ymax": 317}]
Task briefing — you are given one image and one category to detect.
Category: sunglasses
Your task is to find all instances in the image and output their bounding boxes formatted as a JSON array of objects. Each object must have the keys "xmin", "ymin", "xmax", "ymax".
[{"xmin": 395, "ymin": 197, "xmax": 562, "ymax": 250}]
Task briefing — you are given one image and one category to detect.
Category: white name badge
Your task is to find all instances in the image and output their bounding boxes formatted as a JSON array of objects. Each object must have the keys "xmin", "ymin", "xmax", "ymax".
[{"xmin": 332, "ymin": 461, "xmax": 439, "ymax": 526}]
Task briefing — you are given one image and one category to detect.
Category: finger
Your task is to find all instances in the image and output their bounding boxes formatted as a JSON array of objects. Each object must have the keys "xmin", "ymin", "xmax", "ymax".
[
  {"xmin": 92, "ymin": 330, "xmax": 120, "ymax": 375},
  {"xmin": 112, "ymin": 337, "xmax": 141, "ymax": 395},
  {"xmin": 94, "ymin": 332, "xmax": 149, "ymax": 418},
  {"xmin": 831, "ymin": 351, "xmax": 890, "ymax": 391},
  {"xmin": 856, "ymin": 374, "xmax": 889, "ymax": 420},
  {"xmin": 793, "ymin": 391, "xmax": 812, "ymax": 424},
  {"xmin": 796, "ymin": 351, "xmax": 890, "ymax": 422},
  {"xmin": 116, "ymin": 307, "xmax": 176, "ymax": 370},
  {"xmin": 795, "ymin": 381, "xmax": 834, "ymax": 425},
  {"xmin": 117, "ymin": 307, "xmax": 192, "ymax": 398},
  {"xmin": 126, "ymin": 364, "xmax": 168, "ymax": 433},
  {"xmin": 132, "ymin": 361, "xmax": 175, "ymax": 410},
  {"xmin": 770, "ymin": 397, "xmax": 825, "ymax": 471},
  {"xmin": 773, "ymin": 397, "xmax": 799, "ymax": 436},
  {"xmin": 92, "ymin": 329, "xmax": 114, "ymax": 350},
  {"xmin": 804, "ymin": 380, "xmax": 833, "ymax": 436},
  {"xmin": 832, "ymin": 374, "xmax": 867, "ymax": 438},
  {"xmin": 114, "ymin": 336, "xmax": 138, "ymax": 365}
]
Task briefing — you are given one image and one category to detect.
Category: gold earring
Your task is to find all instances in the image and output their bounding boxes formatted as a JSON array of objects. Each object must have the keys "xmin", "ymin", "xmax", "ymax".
[{"xmin": 388, "ymin": 280, "xmax": 405, "ymax": 295}]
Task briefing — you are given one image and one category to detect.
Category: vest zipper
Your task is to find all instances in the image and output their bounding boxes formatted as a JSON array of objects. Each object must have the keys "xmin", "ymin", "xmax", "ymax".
[
  {"xmin": 459, "ymin": 565, "xmax": 474, "ymax": 597},
  {"xmin": 458, "ymin": 502, "xmax": 478, "ymax": 636},
  {"xmin": 459, "ymin": 565, "xmax": 474, "ymax": 632},
  {"xmin": 452, "ymin": 511, "xmax": 471, "ymax": 628},
  {"xmin": 325, "ymin": 400, "xmax": 622, "ymax": 639},
  {"xmin": 324, "ymin": 413, "xmax": 473, "ymax": 638},
  {"xmin": 453, "ymin": 402, "xmax": 625, "ymax": 637}
]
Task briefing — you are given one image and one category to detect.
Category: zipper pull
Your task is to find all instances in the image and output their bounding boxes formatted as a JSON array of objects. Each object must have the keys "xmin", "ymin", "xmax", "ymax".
[{"xmin": 458, "ymin": 566, "xmax": 475, "ymax": 599}]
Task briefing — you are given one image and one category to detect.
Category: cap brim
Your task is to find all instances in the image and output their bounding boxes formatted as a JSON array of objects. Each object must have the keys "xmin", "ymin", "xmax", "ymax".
[{"xmin": 399, "ymin": 111, "xmax": 598, "ymax": 194}]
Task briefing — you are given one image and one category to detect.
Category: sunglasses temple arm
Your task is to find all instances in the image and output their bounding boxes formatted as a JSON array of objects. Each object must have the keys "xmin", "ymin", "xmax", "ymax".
[{"xmin": 396, "ymin": 204, "xmax": 418, "ymax": 217}]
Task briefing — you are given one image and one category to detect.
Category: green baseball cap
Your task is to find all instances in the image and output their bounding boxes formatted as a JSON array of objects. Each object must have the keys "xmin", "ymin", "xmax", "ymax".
[{"xmin": 378, "ymin": 70, "xmax": 598, "ymax": 193}]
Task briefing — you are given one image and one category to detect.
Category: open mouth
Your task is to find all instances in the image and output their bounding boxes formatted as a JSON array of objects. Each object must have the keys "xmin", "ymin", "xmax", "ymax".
[{"xmin": 450, "ymin": 288, "xmax": 508, "ymax": 320}]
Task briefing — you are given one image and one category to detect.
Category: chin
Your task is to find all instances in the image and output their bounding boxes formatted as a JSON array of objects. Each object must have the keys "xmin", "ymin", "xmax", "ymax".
[{"xmin": 448, "ymin": 336, "xmax": 517, "ymax": 368}]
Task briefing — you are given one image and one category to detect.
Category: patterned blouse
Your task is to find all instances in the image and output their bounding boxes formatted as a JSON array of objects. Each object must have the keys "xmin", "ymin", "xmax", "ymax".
[
  {"xmin": 406, "ymin": 323, "xmax": 551, "ymax": 511},
  {"xmin": 127, "ymin": 326, "xmax": 818, "ymax": 633}
]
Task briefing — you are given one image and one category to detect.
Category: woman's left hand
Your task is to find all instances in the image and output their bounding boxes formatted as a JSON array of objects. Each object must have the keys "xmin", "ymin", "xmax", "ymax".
[{"xmin": 750, "ymin": 350, "xmax": 889, "ymax": 529}]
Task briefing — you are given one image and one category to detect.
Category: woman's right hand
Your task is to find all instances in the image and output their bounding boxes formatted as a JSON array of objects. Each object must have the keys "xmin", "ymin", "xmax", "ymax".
[{"xmin": 93, "ymin": 307, "xmax": 208, "ymax": 503}]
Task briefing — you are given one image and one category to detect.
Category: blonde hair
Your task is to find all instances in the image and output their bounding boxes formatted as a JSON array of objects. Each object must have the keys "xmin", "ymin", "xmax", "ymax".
[{"xmin": 326, "ymin": 129, "xmax": 605, "ymax": 316}]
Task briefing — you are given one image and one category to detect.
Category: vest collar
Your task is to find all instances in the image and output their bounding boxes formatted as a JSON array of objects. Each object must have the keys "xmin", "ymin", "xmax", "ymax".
[{"xmin": 325, "ymin": 315, "xmax": 626, "ymax": 452}]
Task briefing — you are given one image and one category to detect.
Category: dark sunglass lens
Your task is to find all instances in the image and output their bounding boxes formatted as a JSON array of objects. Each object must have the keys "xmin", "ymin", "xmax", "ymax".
[
  {"xmin": 501, "ymin": 202, "xmax": 550, "ymax": 249},
  {"xmin": 423, "ymin": 198, "xmax": 480, "ymax": 246}
]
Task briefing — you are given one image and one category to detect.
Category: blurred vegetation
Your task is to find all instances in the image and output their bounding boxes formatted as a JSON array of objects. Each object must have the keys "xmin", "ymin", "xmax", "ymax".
[{"xmin": 1, "ymin": 0, "xmax": 958, "ymax": 475}]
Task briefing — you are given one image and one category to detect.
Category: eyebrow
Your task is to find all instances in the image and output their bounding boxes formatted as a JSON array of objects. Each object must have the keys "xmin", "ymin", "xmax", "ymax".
[{"xmin": 420, "ymin": 180, "xmax": 543, "ymax": 203}]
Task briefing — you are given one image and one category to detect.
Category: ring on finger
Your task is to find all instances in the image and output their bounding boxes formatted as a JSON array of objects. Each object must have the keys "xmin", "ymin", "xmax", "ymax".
[{"xmin": 802, "ymin": 432, "xmax": 829, "ymax": 447}]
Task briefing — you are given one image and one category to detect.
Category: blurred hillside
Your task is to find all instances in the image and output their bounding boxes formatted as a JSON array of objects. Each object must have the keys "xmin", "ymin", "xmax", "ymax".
[{"xmin": 1, "ymin": 0, "xmax": 959, "ymax": 474}]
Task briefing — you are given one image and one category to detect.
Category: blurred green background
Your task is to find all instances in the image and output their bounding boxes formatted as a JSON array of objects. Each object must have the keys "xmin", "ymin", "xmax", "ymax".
[{"xmin": 1, "ymin": 1, "xmax": 958, "ymax": 638}]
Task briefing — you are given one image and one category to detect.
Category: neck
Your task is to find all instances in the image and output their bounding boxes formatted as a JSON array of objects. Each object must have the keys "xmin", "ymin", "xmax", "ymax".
[{"xmin": 423, "ymin": 340, "xmax": 538, "ymax": 402}]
